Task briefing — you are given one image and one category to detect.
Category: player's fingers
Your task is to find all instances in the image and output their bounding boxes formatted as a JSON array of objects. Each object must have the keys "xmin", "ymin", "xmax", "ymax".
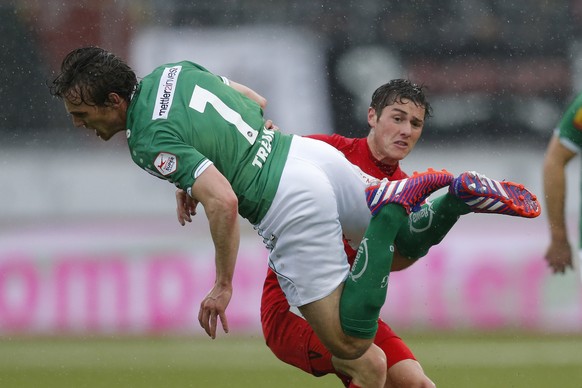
[
  {"xmin": 175, "ymin": 202, "xmax": 184, "ymax": 225},
  {"xmin": 264, "ymin": 119, "xmax": 279, "ymax": 131},
  {"xmin": 176, "ymin": 194, "xmax": 188, "ymax": 225},
  {"xmin": 179, "ymin": 201, "xmax": 192, "ymax": 223},
  {"xmin": 198, "ymin": 305, "xmax": 211, "ymax": 337},
  {"xmin": 187, "ymin": 198, "xmax": 198, "ymax": 216},
  {"xmin": 179, "ymin": 212, "xmax": 191, "ymax": 225},
  {"xmin": 209, "ymin": 312, "xmax": 218, "ymax": 339},
  {"xmin": 219, "ymin": 312, "xmax": 229, "ymax": 334},
  {"xmin": 546, "ymin": 255, "xmax": 568, "ymax": 274},
  {"xmin": 558, "ymin": 259, "xmax": 572, "ymax": 273},
  {"xmin": 552, "ymin": 263, "xmax": 566, "ymax": 274},
  {"xmin": 188, "ymin": 204, "xmax": 197, "ymax": 217}
]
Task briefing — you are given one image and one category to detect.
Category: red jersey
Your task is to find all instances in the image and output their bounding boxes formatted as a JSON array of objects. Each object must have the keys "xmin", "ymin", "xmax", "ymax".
[{"xmin": 307, "ymin": 134, "xmax": 408, "ymax": 183}]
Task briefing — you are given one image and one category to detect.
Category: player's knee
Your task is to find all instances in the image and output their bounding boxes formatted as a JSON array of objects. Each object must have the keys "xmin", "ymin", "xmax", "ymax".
[
  {"xmin": 396, "ymin": 377, "xmax": 436, "ymax": 388},
  {"xmin": 329, "ymin": 336, "xmax": 374, "ymax": 360},
  {"xmin": 424, "ymin": 378, "xmax": 437, "ymax": 388},
  {"xmin": 399, "ymin": 377, "xmax": 435, "ymax": 388},
  {"xmin": 357, "ymin": 356, "xmax": 387, "ymax": 387},
  {"xmin": 333, "ymin": 344, "xmax": 387, "ymax": 387},
  {"xmin": 366, "ymin": 349, "xmax": 388, "ymax": 376},
  {"xmin": 387, "ymin": 360, "xmax": 436, "ymax": 388}
]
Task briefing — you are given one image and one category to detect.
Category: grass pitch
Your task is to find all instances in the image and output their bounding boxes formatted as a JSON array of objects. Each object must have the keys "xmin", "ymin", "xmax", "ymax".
[{"xmin": 1, "ymin": 332, "xmax": 581, "ymax": 387}]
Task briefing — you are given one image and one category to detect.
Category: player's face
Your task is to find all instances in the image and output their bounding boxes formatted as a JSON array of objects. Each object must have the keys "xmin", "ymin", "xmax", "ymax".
[
  {"xmin": 367, "ymin": 99, "xmax": 425, "ymax": 165},
  {"xmin": 64, "ymin": 94, "xmax": 126, "ymax": 141}
]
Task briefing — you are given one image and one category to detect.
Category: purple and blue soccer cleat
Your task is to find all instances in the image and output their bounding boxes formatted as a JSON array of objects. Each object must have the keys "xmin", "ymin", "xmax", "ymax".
[
  {"xmin": 366, "ymin": 168, "xmax": 454, "ymax": 216},
  {"xmin": 448, "ymin": 171, "xmax": 541, "ymax": 218}
]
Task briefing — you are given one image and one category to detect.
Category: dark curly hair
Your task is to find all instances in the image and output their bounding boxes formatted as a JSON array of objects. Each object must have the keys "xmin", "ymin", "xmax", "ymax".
[
  {"xmin": 49, "ymin": 46, "xmax": 137, "ymax": 107},
  {"xmin": 370, "ymin": 79, "xmax": 432, "ymax": 119}
]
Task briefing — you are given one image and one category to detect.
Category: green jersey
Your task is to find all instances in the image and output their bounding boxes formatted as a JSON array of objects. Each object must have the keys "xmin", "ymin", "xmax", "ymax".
[
  {"xmin": 126, "ymin": 61, "xmax": 292, "ymax": 224},
  {"xmin": 556, "ymin": 93, "xmax": 582, "ymax": 151},
  {"xmin": 556, "ymin": 92, "xmax": 582, "ymax": 245}
]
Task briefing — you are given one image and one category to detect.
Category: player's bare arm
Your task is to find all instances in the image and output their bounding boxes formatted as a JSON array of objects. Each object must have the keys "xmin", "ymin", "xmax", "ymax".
[
  {"xmin": 229, "ymin": 80, "xmax": 267, "ymax": 109},
  {"xmin": 190, "ymin": 165, "xmax": 240, "ymax": 338},
  {"xmin": 543, "ymin": 135, "xmax": 577, "ymax": 273}
]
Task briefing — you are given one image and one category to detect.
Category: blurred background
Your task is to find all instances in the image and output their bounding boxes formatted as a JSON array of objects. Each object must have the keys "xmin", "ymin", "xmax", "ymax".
[{"xmin": 1, "ymin": 1, "xmax": 582, "ymax": 386}]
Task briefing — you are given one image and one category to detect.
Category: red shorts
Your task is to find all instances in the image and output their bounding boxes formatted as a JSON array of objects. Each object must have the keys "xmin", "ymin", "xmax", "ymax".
[{"xmin": 261, "ymin": 269, "xmax": 415, "ymax": 386}]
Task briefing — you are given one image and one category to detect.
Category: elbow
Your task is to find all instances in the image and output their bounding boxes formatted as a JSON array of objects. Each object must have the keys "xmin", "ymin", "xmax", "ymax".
[
  {"xmin": 211, "ymin": 191, "xmax": 238, "ymax": 218},
  {"xmin": 224, "ymin": 192, "xmax": 239, "ymax": 214},
  {"xmin": 257, "ymin": 97, "xmax": 267, "ymax": 110}
]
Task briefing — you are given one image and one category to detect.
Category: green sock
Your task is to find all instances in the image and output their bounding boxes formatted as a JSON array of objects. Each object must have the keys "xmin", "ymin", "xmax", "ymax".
[
  {"xmin": 339, "ymin": 204, "xmax": 407, "ymax": 339},
  {"xmin": 395, "ymin": 193, "xmax": 470, "ymax": 260}
]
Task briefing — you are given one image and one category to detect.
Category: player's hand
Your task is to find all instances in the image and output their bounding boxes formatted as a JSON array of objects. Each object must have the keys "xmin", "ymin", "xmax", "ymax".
[
  {"xmin": 198, "ymin": 283, "xmax": 232, "ymax": 339},
  {"xmin": 176, "ymin": 189, "xmax": 199, "ymax": 226},
  {"xmin": 264, "ymin": 119, "xmax": 279, "ymax": 131},
  {"xmin": 544, "ymin": 240, "xmax": 574, "ymax": 274}
]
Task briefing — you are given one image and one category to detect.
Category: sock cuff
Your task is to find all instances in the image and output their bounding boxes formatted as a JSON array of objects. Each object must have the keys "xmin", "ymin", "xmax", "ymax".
[{"xmin": 340, "ymin": 316, "xmax": 378, "ymax": 339}]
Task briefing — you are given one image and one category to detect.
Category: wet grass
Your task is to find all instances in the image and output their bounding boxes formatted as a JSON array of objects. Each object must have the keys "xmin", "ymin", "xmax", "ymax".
[{"xmin": 0, "ymin": 332, "xmax": 581, "ymax": 387}]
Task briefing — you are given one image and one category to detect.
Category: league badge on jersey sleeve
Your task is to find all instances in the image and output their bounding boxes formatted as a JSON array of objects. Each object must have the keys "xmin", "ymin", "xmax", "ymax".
[{"xmin": 154, "ymin": 152, "xmax": 178, "ymax": 176}]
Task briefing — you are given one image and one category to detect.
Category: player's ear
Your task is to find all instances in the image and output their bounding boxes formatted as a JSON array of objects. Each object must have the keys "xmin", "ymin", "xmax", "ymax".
[
  {"xmin": 106, "ymin": 92, "xmax": 123, "ymax": 107},
  {"xmin": 367, "ymin": 107, "xmax": 378, "ymax": 127}
]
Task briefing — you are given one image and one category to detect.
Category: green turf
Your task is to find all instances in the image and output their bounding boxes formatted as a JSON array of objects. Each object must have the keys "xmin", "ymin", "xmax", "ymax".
[
  {"xmin": 0, "ymin": 332, "xmax": 581, "ymax": 387},
  {"xmin": 412, "ymin": 331, "xmax": 582, "ymax": 388}
]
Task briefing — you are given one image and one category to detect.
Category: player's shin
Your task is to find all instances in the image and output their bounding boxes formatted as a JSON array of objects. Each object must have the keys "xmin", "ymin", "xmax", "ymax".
[{"xmin": 339, "ymin": 205, "xmax": 406, "ymax": 338}]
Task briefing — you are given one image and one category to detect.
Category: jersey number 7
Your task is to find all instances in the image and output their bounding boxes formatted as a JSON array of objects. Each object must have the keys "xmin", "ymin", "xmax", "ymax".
[{"xmin": 189, "ymin": 85, "xmax": 258, "ymax": 145}]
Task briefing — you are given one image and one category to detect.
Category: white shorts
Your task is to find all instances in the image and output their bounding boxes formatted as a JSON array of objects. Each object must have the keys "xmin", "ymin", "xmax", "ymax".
[{"xmin": 256, "ymin": 136, "xmax": 375, "ymax": 307}]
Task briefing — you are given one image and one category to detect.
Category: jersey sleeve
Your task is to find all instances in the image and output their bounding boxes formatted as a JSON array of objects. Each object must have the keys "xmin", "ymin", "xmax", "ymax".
[
  {"xmin": 306, "ymin": 133, "xmax": 342, "ymax": 147},
  {"xmin": 135, "ymin": 128, "xmax": 212, "ymax": 192},
  {"xmin": 557, "ymin": 93, "xmax": 582, "ymax": 153}
]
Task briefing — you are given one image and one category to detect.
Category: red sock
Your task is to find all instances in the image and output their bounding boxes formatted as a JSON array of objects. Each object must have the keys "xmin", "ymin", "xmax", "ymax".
[{"xmin": 347, "ymin": 382, "xmax": 361, "ymax": 388}]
